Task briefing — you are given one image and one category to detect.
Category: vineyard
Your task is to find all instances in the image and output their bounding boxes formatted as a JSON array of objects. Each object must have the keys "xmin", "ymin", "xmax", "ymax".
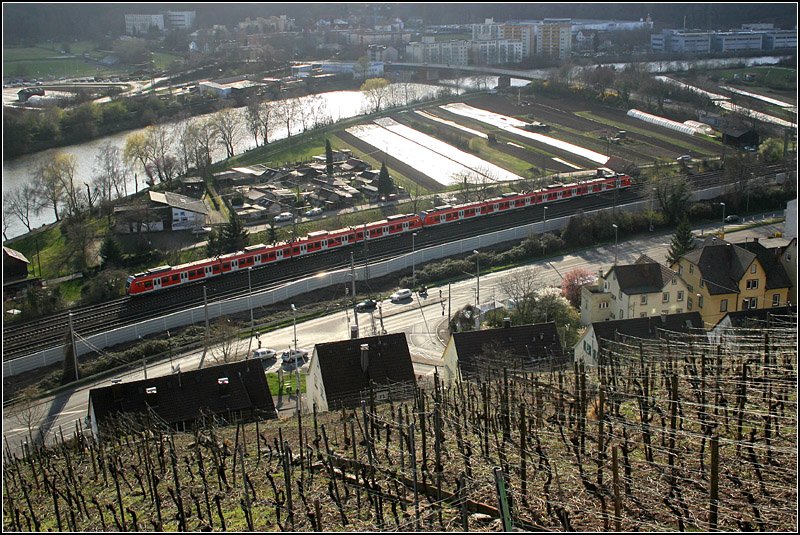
[{"xmin": 3, "ymin": 319, "xmax": 797, "ymax": 532}]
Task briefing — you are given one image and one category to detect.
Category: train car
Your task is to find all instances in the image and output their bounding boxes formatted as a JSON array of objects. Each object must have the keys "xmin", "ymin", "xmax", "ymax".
[{"xmin": 126, "ymin": 171, "xmax": 631, "ymax": 295}]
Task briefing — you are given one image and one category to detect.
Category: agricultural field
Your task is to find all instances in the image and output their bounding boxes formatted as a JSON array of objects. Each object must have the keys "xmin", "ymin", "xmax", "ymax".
[
  {"xmin": 3, "ymin": 322, "xmax": 795, "ymax": 531},
  {"xmin": 328, "ymin": 92, "xmax": 726, "ymax": 198}
]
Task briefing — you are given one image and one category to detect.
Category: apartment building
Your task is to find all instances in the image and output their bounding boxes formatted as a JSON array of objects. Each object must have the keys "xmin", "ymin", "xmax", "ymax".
[
  {"xmin": 671, "ymin": 237, "xmax": 791, "ymax": 326},
  {"xmin": 580, "ymin": 255, "xmax": 690, "ymax": 325},
  {"xmin": 406, "ymin": 37, "xmax": 470, "ymax": 65},
  {"xmin": 535, "ymin": 19, "xmax": 572, "ymax": 59}
]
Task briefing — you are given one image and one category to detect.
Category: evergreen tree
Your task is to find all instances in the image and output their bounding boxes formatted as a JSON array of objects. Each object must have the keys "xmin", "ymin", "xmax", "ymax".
[
  {"xmin": 268, "ymin": 221, "xmax": 277, "ymax": 245},
  {"xmin": 220, "ymin": 210, "xmax": 248, "ymax": 253},
  {"xmin": 378, "ymin": 161, "xmax": 394, "ymax": 197},
  {"xmin": 325, "ymin": 138, "xmax": 334, "ymax": 177},
  {"xmin": 666, "ymin": 216, "xmax": 695, "ymax": 266},
  {"xmin": 99, "ymin": 234, "xmax": 123, "ymax": 268},
  {"xmin": 206, "ymin": 228, "xmax": 224, "ymax": 257}
]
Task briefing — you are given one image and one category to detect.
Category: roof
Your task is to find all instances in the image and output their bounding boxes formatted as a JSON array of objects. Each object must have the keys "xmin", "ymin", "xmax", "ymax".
[
  {"xmin": 591, "ymin": 312, "xmax": 705, "ymax": 350},
  {"xmin": 717, "ymin": 305, "xmax": 797, "ymax": 328},
  {"xmin": 88, "ymin": 360, "xmax": 277, "ymax": 429},
  {"xmin": 610, "ymin": 255, "xmax": 676, "ymax": 295},
  {"xmin": 452, "ymin": 323, "xmax": 563, "ymax": 376},
  {"xmin": 3, "ymin": 246, "xmax": 30, "ymax": 264},
  {"xmin": 149, "ymin": 191, "xmax": 208, "ymax": 215},
  {"xmin": 735, "ymin": 240, "xmax": 792, "ymax": 290},
  {"xmin": 314, "ymin": 333, "xmax": 415, "ymax": 409},
  {"xmin": 683, "ymin": 238, "xmax": 756, "ymax": 295}
]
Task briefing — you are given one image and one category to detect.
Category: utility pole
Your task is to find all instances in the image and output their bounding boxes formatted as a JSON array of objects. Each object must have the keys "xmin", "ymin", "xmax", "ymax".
[
  {"xmin": 198, "ymin": 287, "xmax": 209, "ymax": 369},
  {"xmin": 350, "ymin": 252, "xmax": 359, "ymax": 335},
  {"xmin": 68, "ymin": 312, "xmax": 79, "ymax": 381}
]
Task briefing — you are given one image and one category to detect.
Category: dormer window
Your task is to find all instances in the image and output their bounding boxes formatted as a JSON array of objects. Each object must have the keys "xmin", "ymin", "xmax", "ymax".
[
  {"xmin": 145, "ymin": 386, "xmax": 158, "ymax": 406},
  {"xmin": 218, "ymin": 377, "xmax": 230, "ymax": 396}
]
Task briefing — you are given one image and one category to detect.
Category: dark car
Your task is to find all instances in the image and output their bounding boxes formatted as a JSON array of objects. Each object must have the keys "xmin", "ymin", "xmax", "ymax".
[
  {"xmin": 724, "ymin": 215, "xmax": 741, "ymax": 223},
  {"xmin": 355, "ymin": 299, "xmax": 377, "ymax": 312}
]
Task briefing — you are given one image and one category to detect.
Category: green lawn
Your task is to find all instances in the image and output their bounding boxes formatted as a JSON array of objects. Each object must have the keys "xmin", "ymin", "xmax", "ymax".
[
  {"xmin": 710, "ymin": 66, "xmax": 796, "ymax": 91},
  {"xmin": 266, "ymin": 371, "xmax": 306, "ymax": 394},
  {"xmin": 152, "ymin": 51, "xmax": 182, "ymax": 71}
]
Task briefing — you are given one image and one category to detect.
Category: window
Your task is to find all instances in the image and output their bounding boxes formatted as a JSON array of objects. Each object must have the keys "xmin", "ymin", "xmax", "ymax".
[
  {"xmin": 720, "ymin": 299, "xmax": 728, "ymax": 312},
  {"xmin": 672, "ymin": 278, "xmax": 677, "ymax": 285},
  {"xmin": 677, "ymin": 291, "xmax": 684, "ymax": 302},
  {"xmin": 746, "ymin": 279, "xmax": 759, "ymax": 290},
  {"xmin": 698, "ymin": 295, "xmax": 704, "ymax": 308},
  {"xmin": 689, "ymin": 264, "xmax": 694, "ymax": 274},
  {"xmin": 678, "ymin": 265, "xmax": 683, "ymax": 275},
  {"xmin": 640, "ymin": 295, "xmax": 648, "ymax": 305},
  {"xmin": 640, "ymin": 312, "xmax": 647, "ymax": 318},
  {"xmin": 687, "ymin": 297, "xmax": 693, "ymax": 310},
  {"xmin": 750, "ymin": 264, "xmax": 757, "ymax": 274},
  {"xmin": 662, "ymin": 292, "xmax": 670, "ymax": 303},
  {"xmin": 772, "ymin": 294, "xmax": 780, "ymax": 307},
  {"xmin": 675, "ymin": 309, "xmax": 683, "ymax": 313},
  {"xmin": 700, "ymin": 280, "xmax": 705, "ymax": 288},
  {"xmin": 599, "ymin": 302, "xmax": 609, "ymax": 309},
  {"xmin": 742, "ymin": 297, "xmax": 757, "ymax": 310},
  {"xmin": 618, "ymin": 289, "xmax": 622, "ymax": 299},
  {"xmin": 619, "ymin": 309, "xmax": 624, "ymax": 319},
  {"xmin": 688, "ymin": 284, "xmax": 694, "ymax": 293}
]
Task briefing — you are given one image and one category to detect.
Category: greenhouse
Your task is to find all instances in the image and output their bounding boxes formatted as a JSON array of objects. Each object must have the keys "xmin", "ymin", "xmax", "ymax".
[{"xmin": 626, "ymin": 109, "xmax": 698, "ymax": 136}]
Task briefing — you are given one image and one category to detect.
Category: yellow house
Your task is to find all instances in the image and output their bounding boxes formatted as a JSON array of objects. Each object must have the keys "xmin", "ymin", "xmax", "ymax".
[{"xmin": 671, "ymin": 237, "xmax": 791, "ymax": 326}]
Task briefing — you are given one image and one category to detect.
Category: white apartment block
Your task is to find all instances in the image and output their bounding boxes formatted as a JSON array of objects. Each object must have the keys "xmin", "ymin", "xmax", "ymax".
[
  {"xmin": 125, "ymin": 14, "xmax": 165, "ymax": 35},
  {"xmin": 712, "ymin": 31, "xmax": 763, "ymax": 52},
  {"xmin": 472, "ymin": 18, "xmax": 503, "ymax": 41},
  {"xmin": 406, "ymin": 38, "xmax": 470, "ymax": 65},
  {"xmin": 164, "ymin": 11, "xmax": 196, "ymax": 30},
  {"xmin": 762, "ymin": 30, "xmax": 797, "ymax": 50},
  {"xmin": 471, "ymin": 39, "xmax": 523, "ymax": 65},
  {"xmin": 125, "ymin": 11, "xmax": 195, "ymax": 35},
  {"xmin": 535, "ymin": 19, "xmax": 572, "ymax": 59}
]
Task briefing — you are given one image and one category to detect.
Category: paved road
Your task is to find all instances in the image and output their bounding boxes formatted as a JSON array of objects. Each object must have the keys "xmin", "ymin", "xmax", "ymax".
[{"xmin": 2, "ymin": 216, "xmax": 786, "ymax": 456}]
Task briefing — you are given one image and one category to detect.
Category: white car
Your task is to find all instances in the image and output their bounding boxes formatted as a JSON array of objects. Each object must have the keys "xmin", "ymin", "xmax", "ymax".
[
  {"xmin": 281, "ymin": 349, "xmax": 309, "ymax": 363},
  {"xmin": 274, "ymin": 212, "xmax": 293, "ymax": 222},
  {"xmin": 390, "ymin": 288, "xmax": 413, "ymax": 302},
  {"xmin": 252, "ymin": 348, "xmax": 277, "ymax": 360},
  {"xmin": 305, "ymin": 207, "xmax": 323, "ymax": 217}
]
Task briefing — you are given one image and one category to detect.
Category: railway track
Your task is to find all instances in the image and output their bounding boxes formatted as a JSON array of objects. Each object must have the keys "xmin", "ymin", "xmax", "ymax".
[{"xmin": 2, "ymin": 165, "xmax": 787, "ymax": 359}]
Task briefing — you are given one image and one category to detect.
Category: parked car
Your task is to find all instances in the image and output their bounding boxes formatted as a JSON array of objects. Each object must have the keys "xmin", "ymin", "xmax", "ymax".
[
  {"xmin": 274, "ymin": 212, "xmax": 293, "ymax": 222},
  {"xmin": 355, "ymin": 299, "xmax": 377, "ymax": 312},
  {"xmin": 252, "ymin": 348, "xmax": 277, "ymax": 361},
  {"xmin": 305, "ymin": 207, "xmax": 323, "ymax": 217},
  {"xmin": 390, "ymin": 289, "xmax": 413, "ymax": 302},
  {"xmin": 281, "ymin": 349, "xmax": 309, "ymax": 363},
  {"xmin": 724, "ymin": 215, "xmax": 741, "ymax": 223}
]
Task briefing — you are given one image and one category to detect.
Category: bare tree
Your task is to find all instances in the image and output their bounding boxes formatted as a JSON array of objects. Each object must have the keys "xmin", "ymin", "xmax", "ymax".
[
  {"xmin": 245, "ymin": 95, "xmax": 264, "ymax": 147},
  {"xmin": 4, "ymin": 183, "xmax": 39, "ymax": 232},
  {"xmin": 211, "ymin": 319, "xmax": 242, "ymax": 364},
  {"xmin": 13, "ymin": 392, "xmax": 48, "ymax": 449},
  {"xmin": 258, "ymin": 100, "xmax": 275, "ymax": 144},
  {"xmin": 212, "ymin": 107, "xmax": 241, "ymax": 159},
  {"xmin": 93, "ymin": 142, "xmax": 128, "ymax": 207},
  {"xmin": 361, "ymin": 78, "xmax": 392, "ymax": 113},
  {"xmin": 499, "ymin": 266, "xmax": 545, "ymax": 324},
  {"xmin": 273, "ymin": 97, "xmax": 298, "ymax": 139},
  {"xmin": 454, "ymin": 166, "xmax": 498, "ymax": 203}
]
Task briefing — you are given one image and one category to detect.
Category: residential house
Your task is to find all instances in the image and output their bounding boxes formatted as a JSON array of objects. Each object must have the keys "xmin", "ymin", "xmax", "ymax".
[
  {"xmin": 306, "ymin": 333, "xmax": 416, "ymax": 413},
  {"xmin": 708, "ymin": 305, "xmax": 796, "ymax": 344},
  {"xmin": 441, "ymin": 321, "xmax": 564, "ymax": 383},
  {"xmin": 115, "ymin": 191, "xmax": 208, "ymax": 233},
  {"xmin": 87, "ymin": 360, "xmax": 277, "ymax": 440},
  {"xmin": 672, "ymin": 237, "xmax": 792, "ymax": 326},
  {"xmin": 581, "ymin": 255, "xmax": 690, "ymax": 325},
  {"xmin": 574, "ymin": 312, "xmax": 704, "ymax": 366},
  {"xmin": 3, "ymin": 247, "xmax": 30, "ymax": 281}
]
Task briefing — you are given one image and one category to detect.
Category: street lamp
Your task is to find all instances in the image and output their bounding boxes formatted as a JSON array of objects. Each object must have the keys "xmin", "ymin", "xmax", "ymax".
[
  {"xmin": 290, "ymin": 303, "xmax": 301, "ymax": 416},
  {"xmin": 720, "ymin": 202, "xmax": 726, "ymax": 238},
  {"xmin": 649, "ymin": 187, "xmax": 656, "ymax": 232},
  {"xmin": 473, "ymin": 250, "xmax": 480, "ymax": 306},
  {"xmin": 612, "ymin": 223, "xmax": 619, "ymax": 265},
  {"xmin": 246, "ymin": 267, "xmax": 254, "ymax": 358},
  {"xmin": 412, "ymin": 232, "xmax": 418, "ymax": 289},
  {"xmin": 542, "ymin": 206, "xmax": 548, "ymax": 256}
]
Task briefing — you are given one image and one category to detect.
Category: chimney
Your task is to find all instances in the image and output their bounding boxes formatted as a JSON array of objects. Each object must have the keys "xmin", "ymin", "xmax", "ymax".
[
  {"xmin": 753, "ymin": 237, "xmax": 759, "ymax": 244},
  {"xmin": 360, "ymin": 344, "xmax": 369, "ymax": 373},
  {"xmin": 503, "ymin": 317, "xmax": 512, "ymax": 328}
]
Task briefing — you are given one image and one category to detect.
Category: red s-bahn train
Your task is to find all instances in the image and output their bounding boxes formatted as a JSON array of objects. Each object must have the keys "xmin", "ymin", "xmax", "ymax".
[{"xmin": 126, "ymin": 169, "xmax": 631, "ymax": 295}]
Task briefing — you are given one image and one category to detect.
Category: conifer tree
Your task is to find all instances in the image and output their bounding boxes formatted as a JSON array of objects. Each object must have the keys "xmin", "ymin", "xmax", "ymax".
[
  {"xmin": 325, "ymin": 139, "xmax": 334, "ymax": 177},
  {"xmin": 378, "ymin": 161, "xmax": 394, "ymax": 197},
  {"xmin": 667, "ymin": 216, "xmax": 695, "ymax": 266}
]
